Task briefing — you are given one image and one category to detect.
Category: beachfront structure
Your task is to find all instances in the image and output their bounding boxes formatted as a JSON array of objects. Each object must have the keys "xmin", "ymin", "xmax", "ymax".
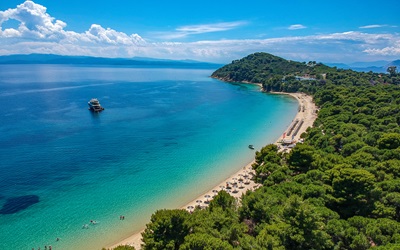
[{"xmin": 282, "ymin": 139, "xmax": 295, "ymax": 145}]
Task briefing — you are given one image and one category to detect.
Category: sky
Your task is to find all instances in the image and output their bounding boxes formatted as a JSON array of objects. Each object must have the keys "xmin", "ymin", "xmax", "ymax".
[{"xmin": 0, "ymin": 0, "xmax": 399, "ymax": 63}]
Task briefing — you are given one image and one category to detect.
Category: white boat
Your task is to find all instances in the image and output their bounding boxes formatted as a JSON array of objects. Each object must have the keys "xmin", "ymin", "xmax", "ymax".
[{"xmin": 88, "ymin": 98, "xmax": 105, "ymax": 112}]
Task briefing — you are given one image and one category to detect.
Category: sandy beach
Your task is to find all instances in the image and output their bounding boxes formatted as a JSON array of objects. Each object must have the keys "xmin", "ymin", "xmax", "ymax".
[{"xmin": 108, "ymin": 92, "xmax": 317, "ymax": 250}]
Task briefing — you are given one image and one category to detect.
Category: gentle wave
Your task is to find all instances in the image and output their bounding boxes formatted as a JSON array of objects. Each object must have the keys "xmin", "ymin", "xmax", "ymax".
[{"xmin": 0, "ymin": 82, "xmax": 115, "ymax": 96}]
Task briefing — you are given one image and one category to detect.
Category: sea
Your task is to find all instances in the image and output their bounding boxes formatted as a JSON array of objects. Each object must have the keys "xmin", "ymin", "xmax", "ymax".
[{"xmin": 0, "ymin": 64, "xmax": 298, "ymax": 249}]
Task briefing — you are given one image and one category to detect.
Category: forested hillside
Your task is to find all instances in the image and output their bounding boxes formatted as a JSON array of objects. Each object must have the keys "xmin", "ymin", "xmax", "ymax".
[
  {"xmin": 132, "ymin": 53, "xmax": 400, "ymax": 250},
  {"xmin": 212, "ymin": 52, "xmax": 400, "ymax": 92}
]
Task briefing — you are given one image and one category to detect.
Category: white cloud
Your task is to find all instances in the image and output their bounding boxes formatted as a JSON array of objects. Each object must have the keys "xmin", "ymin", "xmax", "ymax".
[
  {"xmin": 0, "ymin": 1, "xmax": 66, "ymax": 39},
  {"xmin": 146, "ymin": 31, "xmax": 400, "ymax": 62},
  {"xmin": 288, "ymin": 24, "xmax": 306, "ymax": 30},
  {"xmin": 0, "ymin": 1, "xmax": 145, "ymax": 45},
  {"xmin": 0, "ymin": 1, "xmax": 399, "ymax": 63},
  {"xmin": 364, "ymin": 47, "xmax": 400, "ymax": 55},
  {"xmin": 156, "ymin": 21, "xmax": 247, "ymax": 40},
  {"xmin": 359, "ymin": 24, "xmax": 385, "ymax": 29},
  {"xmin": 177, "ymin": 21, "xmax": 247, "ymax": 34},
  {"xmin": 84, "ymin": 24, "xmax": 144, "ymax": 45}
]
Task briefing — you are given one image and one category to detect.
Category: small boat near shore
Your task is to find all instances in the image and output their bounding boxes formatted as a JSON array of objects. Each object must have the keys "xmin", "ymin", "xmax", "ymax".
[
  {"xmin": 248, "ymin": 145, "xmax": 254, "ymax": 150},
  {"xmin": 88, "ymin": 98, "xmax": 105, "ymax": 112}
]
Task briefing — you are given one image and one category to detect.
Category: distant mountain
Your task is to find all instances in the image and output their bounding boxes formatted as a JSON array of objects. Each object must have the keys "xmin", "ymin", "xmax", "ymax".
[
  {"xmin": 386, "ymin": 60, "xmax": 400, "ymax": 68},
  {"xmin": 352, "ymin": 66, "xmax": 387, "ymax": 73},
  {"xmin": 0, "ymin": 54, "xmax": 222, "ymax": 69},
  {"xmin": 325, "ymin": 60, "xmax": 400, "ymax": 73},
  {"xmin": 324, "ymin": 63, "xmax": 352, "ymax": 69}
]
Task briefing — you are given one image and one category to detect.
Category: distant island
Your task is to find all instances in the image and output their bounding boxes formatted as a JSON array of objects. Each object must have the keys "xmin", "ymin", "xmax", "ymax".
[
  {"xmin": 123, "ymin": 52, "xmax": 400, "ymax": 250},
  {"xmin": 0, "ymin": 54, "xmax": 222, "ymax": 69}
]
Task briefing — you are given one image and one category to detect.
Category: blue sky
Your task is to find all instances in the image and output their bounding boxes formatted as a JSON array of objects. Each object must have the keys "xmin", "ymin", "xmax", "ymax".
[{"xmin": 0, "ymin": 0, "xmax": 399, "ymax": 63}]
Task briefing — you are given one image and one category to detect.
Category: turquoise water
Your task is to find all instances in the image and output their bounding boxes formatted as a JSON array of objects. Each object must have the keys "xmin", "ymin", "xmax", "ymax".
[{"xmin": 0, "ymin": 65, "xmax": 297, "ymax": 249}]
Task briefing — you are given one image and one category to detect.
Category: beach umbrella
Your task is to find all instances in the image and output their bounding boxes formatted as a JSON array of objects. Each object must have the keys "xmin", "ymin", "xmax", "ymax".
[
  {"xmin": 212, "ymin": 189, "xmax": 218, "ymax": 197},
  {"xmin": 219, "ymin": 185, "xmax": 225, "ymax": 190},
  {"xmin": 232, "ymin": 178, "xmax": 238, "ymax": 185},
  {"xmin": 196, "ymin": 200, "xmax": 203, "ymax": 207},
  {"xmin": 187, "ymin": 205, "xmax": 195, "ymax": 213}
]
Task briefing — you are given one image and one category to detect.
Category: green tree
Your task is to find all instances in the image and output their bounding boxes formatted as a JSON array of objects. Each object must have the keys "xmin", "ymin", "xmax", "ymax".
[
  {"xmin": 254, "ymin": 144, "xmax": 280, "ymax": 164},
  {"xmin": 179, "ymin": 233, "xmax": 233, "ymax": 250},
  {"xmin": 350, "ymin": 234, "xmax": 370, "ymax": 250},
  {"xmin": 387, "ymin": 66, "xmax": 397, "ymax": 77},
  {"xmin": 329, "ymin": 168, "xmax": 376, "ymax": 218},
  {"xmin": 208, "ymin": 190, "xmax": 236, "ymax": 212},
  {"xmin": 189, "ymin": 207, "xmax": 245, "ymax": 247},
  {"xmin": 281, "ymin": 195, "xmax": 334, "ymax": 249},
  {"xmin": 378, "ymin": 133, "xmax": 400, "ymax": 149},
  {"xmin": 240, "ymin": 188, "xmax": 287, "ymax": 224},
  {"xmin": 142, "ymin": 209, "xmax": 190, "ymax": 250},
  {"xmin": 256, "ymin": 223, "xmax": 288, "ymax": 250},
  {"xmin": 287, "ymin": 144, "xmax": 316, "ymax": 173},
  {"xmin": 341, "ymin": 140, "xmax": 366, "ymax": 157}
]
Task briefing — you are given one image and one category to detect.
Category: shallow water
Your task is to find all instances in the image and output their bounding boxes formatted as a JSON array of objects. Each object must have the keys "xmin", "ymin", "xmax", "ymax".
[{"xmin": 0, "ymin": 64, "xmax": 297, "ymax": 249}]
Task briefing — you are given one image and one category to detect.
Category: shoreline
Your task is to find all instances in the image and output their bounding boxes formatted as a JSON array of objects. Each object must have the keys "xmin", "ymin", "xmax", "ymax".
[{"xmin": 108, "ymin": 92, "xmax": 317, "ymax": 250}]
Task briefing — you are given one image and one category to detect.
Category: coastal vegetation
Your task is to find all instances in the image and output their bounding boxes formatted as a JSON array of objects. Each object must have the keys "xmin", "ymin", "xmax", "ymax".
[{"xmin": 139, "ymin": 52, "xmax": 400, "ymax": 249}]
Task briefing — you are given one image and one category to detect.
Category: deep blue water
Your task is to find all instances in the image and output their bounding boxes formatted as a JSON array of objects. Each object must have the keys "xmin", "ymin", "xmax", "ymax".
[{"xmin": 0, "ymin": 64, "xmax": 297, "ymax": 249}]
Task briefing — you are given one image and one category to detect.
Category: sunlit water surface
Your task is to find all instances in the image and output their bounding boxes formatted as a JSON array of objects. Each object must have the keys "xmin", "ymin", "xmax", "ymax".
[{"xmin": 0, "ymin": 65, "xmax": 297, "ymax": 249}]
